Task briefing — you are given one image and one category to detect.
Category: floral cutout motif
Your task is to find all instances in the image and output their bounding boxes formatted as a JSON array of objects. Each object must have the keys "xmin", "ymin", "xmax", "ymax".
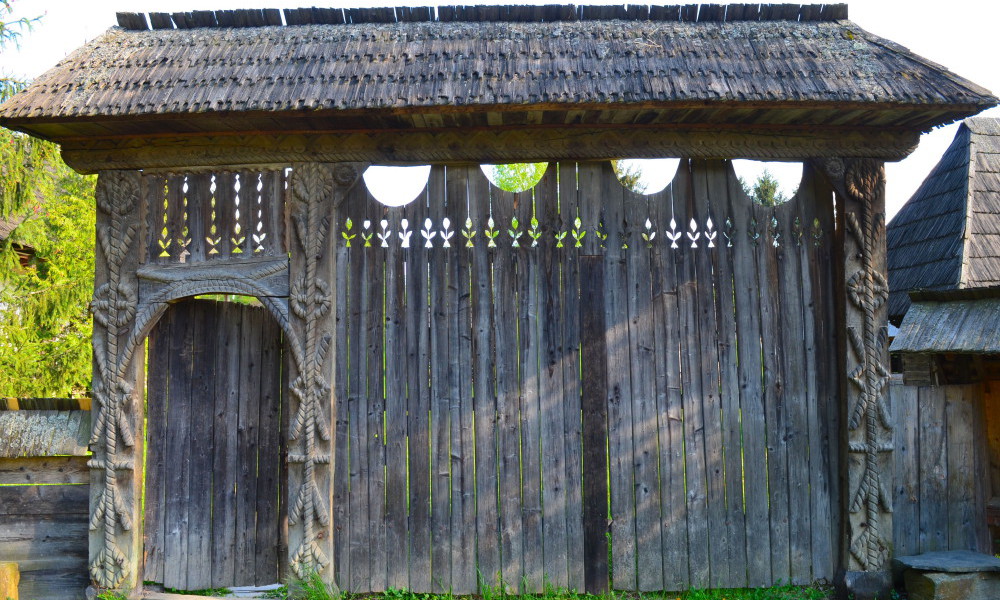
[
  {"xmin": 642, "ymin": 218, "xmax": 656, "ymax": 248},
  {"xmin": 748, "ymin": 217, "xmax": 761, "ymax": 246},
  {"xmin": 361, "ymin": 220, "xmax": 373, "ymax": 247},
  {"xmin": 398, "ymin": 218, "xmax": 413, "ymax": 248},
  {"xmin": 421, "ymin": 218, "xmax": 437, "ymax": 248},
  {"xmin": 769, "ymin": 215, "xmax": 781, "ymax": 248},
  {"xmin": 485, "ymin": 217, "xmax": 499, "ymax": 248},
  {"xmin": 440, "ymin": 218, "xmax": 454, "ymax": 248},
  {"xmin": 462, "ymin": 218, "xmax": 476, "ymax": 248},
  {"xmin": 705, "ymin": 217, "xmax": 717, "ymax": 248},
  {"xmin": 508, "ymin": 216, "xmax": 523, "ymax": 247},
  {"xmin": 528, "ymin": 217, "xmax": 542, "ymax": 247},
  {"xmin": 571, "ymin": 217, "xmax": 586, "ymax": 248},
  {"xmin": 723, "ymin": 217, "xmax": 736, "ymax": 248},
  {"xmin": 811, "ymin": 217, "xmax": 824, "ymax": 247},
  {"xmin": 666, "ymin": 218, "xmax": 682, "ymax": 249},
  {"xmin": 687, "ymin": 218, "xmax": 701, "ymax": 248},
  {"xmin": 378, "ymin": 219, "xmax": 391, "ymax": 248},
  {"xmin": 341, "ymin": 218, "xmax": 356, "ymax": 247}
]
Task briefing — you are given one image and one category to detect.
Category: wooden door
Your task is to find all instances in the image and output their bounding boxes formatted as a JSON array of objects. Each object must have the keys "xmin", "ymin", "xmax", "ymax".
[{"xmin": 143, "ymin": 299, "xmax": 286, "ymax": 591}]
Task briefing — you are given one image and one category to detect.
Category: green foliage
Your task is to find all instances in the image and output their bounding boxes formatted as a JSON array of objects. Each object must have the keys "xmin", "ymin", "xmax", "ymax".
[
  {"xmin": 287, "ymin": 571, "xmax": 339, "ymax": 600},
  {"xmin": 0, "ymin": 129, "xmax": 95, "ymax": 397},
  {"xmin": 164, "ymin": 586, "xmax": 231, "ymax": 596},
  {"xmin": 94, "ymin": 591, "xmax": 128, "ymax": 600},
  {"xmin": 485, "ymin": 162, "xmax": 547, "ymax": 193},
  {"xmin": 611, "ymin": 160, "xmax": 648, "ymax": 194},
  {"xmin": 740, "ymin": 169, "xmax": 793, "ymax": 207}
]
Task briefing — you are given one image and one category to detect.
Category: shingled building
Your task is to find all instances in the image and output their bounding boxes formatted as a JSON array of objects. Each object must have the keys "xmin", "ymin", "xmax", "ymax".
[{"xmin": 0, "ymin": 5, "xmax": 996, "ymax": 600}]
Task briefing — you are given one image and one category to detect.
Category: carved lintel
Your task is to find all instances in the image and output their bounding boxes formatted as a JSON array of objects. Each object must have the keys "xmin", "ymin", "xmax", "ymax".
[
  {"xmin": 89, "ymin": 170, "xmax": 144, "ymax": 593},
  {"xmin": 814, "ymin": 158, "xmax": 893, "ymax": 580},
  {"xmin": 137, "ymin": 256, "xmax": 291, "ymax": 301},
  {"xmin": 285, "ymin": 162, "xmax": 365, "ymax": 580},
  {"xmin": 61, "ymin": 127, "xmax": 921, "ymax": 173}
]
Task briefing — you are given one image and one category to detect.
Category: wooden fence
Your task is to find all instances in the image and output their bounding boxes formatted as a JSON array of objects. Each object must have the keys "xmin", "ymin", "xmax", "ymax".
[
  {"xmin": 329, "ymin": 159, "xmax": 841, "ymax": 593},
  {"xmin": 0, "ymin": 409, "xmax": 91, "ymax": 600},
  {"xmin": 890, "ymin": 378, "xmax": 993, "ymax": 556}
]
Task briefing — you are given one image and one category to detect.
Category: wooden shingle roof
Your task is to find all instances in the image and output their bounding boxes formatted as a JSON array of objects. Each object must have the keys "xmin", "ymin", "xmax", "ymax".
[
  {"xmin": 889, "ymin": 288, "xmax": 1000, "ymax": 354},
  {"xmin": 0, "ymin": 3, "xmax": 995, "ymax": 141},
  {"xmin": 887, "ymin": 117, "xmax": 1000, "ymax": 324}
]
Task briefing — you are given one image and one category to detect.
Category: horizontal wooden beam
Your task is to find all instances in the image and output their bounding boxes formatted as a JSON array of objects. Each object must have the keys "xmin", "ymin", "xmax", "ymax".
[{"xmin": 61, "ymin": 125, "xmax": 920, "ymax": 173}]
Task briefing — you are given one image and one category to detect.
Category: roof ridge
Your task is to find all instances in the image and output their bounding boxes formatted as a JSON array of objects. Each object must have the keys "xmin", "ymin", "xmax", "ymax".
[{"xmin": 115, "ymin": 3, "xmax": 849, "ymax": 31}]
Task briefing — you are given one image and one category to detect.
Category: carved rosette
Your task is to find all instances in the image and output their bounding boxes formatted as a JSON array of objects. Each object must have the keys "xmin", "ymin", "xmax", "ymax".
[
  {"xmin": 818, "ymin": 158, "xmax": 893, "ymax": 572},
  {"xmin": 88, "ymin": 171, "xmax": 142, "ymax": 589},
  {"xmin": 286, "ymin": 162, "xmax": 362, "ymax": 578}
]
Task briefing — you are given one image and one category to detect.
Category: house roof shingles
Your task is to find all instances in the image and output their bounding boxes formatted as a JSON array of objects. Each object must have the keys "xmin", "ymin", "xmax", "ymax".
[
  {"xmin": 887, "ymin": 117, "xmax": 1000, "ymax": 324},
  {"xmin": 0, "ymin": 4, "xmax": 995, "ymax": 133}
]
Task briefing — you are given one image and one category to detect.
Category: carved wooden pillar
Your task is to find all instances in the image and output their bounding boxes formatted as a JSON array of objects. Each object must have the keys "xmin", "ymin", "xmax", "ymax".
[
  {"xmin": 815, "ymin": 158, "xmax": 893, "ymax": 599},
  {"xmin": 286, "ymin": 162, "xmax": 364, "ymax": 582},
  {"xmin": 88, "ymin": 170, "xmax": 145, "ymax": 594}
]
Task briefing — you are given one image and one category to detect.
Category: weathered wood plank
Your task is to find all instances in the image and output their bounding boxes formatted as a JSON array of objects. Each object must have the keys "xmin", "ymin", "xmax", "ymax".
[
  {"xmin": 690, "ymin": 160, "xmax": 728, "ymax": 588},
  {"xmin": 580, "ymin": 253, "xmax": 609, "ymax": 595},
  {"xmin": 623, "ymin": 175, "xmax": 663, "ymax": 592},
  {"xmin": 332, "ymin": 185, "xmax": 351, "ymax": 590},
  {"xmin": 652, "ymin": 165, "xmax": 690, "ymax": 592},
  {"xmin": 364, "ymin": 190, "xmax": 388, "ymax": 593},
  {"xmin": 0, "ymin": 456, "xmax": 88, "ymax": 485},
  {"xmin": 406, "ymin": 180, "xmax": 432, "ymax": 592},
  {"xmin": 891, "ymin": 380, "xmax": 920, "ymax": 558},
  {"xmin": 517, "ymin": 178, "xmax": 544, "ymax": 593},
  {"xmin": 186, "ymin": 173, "xmax": 210, "ymax": 262},
  {"xmin": 255, "ymin": 306, "xmax": 283, "ymax": 585},
  {"xmin": 918, "ymin": 386, "xmax": 948, "ymax": 551},
  {"xmin": 492, "ymin": 182, "xmax": 524, "ymax": 593},
  {"xmin": 675, "ymin": 161, "xmax": 710, "ymax": 589},
  {"xmin": 0, "ymin": 411, "xmax": 90, "ymax": 458},
  {"xmin": 946, "ymin": 385, "xmax": 976, "ymax": 550},
  {"xmin": 537, "ymin": 164, "xmax": 570, "ymax": 590},
  {"xmin": 470, "ymin": 167, "xmax": 500, "ymax": 590},
  {"xmin": 163, "ymin": 302, "xmax": 193, "ymax": 590},
  {"xmin": 559, "ymin": 162, "xmax": 586, "ymax": 593},
  {"xmin": 211, "ymin": 301, "xmax": 241, "ymax": 588},
  {"xmin": 185, "ymin": 301, "xmax": 216, "ymax": 590},
  {"xmin": 429, "ymin": 165, "xmax": 452, "ymax": 594},
  {"xmin": 234, "ymin": 305, "xmax": 262, "ymax": 585},
  {"xmin": 0, "ymin": 484, "xmax": 89, "ymax": 516},
  {"xmin": 383, "ymin": 202, "xmax": 409, "ymax": 591},
  {"xmin": 705, "ymin": 160, "xmax": 747, "ymax": 588},
  {"xmin": 17, "ymin": 567, "xmax": 88, "ymax": 600},
  {"xmin": 144, "ymin": 308, "xmax": 169, "ymax": 584}
]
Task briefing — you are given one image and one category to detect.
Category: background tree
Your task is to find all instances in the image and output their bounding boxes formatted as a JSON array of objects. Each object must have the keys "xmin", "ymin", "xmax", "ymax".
[
  {"xmin": 485, "ymin": 162, "xmax": 547, "ymax": 192},
  {"xmin": 0, "ymin": 0, "xmax": 96, "ymax": 396},
  {"xmin": 740, "ymin": 168, "xmax": 794, "ymax": 206}
]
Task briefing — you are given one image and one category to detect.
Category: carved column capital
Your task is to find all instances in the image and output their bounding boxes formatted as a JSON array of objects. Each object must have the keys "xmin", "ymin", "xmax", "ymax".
[{"xmin": 816, "ymin": 158, "xmax": 894, "ymax": 599}]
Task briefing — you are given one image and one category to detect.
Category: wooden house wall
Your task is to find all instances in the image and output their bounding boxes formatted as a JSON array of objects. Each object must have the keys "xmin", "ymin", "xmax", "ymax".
[
  {"xmin": 0, "ymin": 410, "xmax": 91, "ymax": 600},
  {"xmin": 891, "ymin": 378, "xmax": 993, "ymax": 557},
  {"xmin": 329, "ymin": 159, "xmax": 841, "ymax": 593}
]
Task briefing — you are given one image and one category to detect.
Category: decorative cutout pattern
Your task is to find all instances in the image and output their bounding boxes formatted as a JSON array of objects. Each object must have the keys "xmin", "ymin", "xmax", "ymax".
[{"xmin": 89, "ymin": 171, "xmax": 142, "ymax": 589}]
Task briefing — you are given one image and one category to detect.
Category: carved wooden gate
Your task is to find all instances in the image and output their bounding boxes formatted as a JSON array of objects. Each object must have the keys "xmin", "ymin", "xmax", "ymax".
[{"xmin": 142, "ymin": 299, "xmax": 286, "ymax": 591}]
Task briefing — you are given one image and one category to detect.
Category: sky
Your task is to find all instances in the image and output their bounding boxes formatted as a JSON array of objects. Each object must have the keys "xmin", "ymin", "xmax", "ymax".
[{"xmin": 2, "ymin": 0, "xmax": 999, "ymax": 218}]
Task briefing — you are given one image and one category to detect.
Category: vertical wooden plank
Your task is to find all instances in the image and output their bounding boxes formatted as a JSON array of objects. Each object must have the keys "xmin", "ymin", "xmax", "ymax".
[
  {"xmin": 162, "ymin": 302, "xmax": 193, "ymax": 590},
  {"xmin": 946, "ymin": 385, "xmax": 976, "ymax": 550},
  {"xmin": 345, "ymin": 182, "xmax": 370, "ymax": 593},
  {"xmin": 428, "ymin": 165, "xmax": 452, "ymax": 594},
  {"xmin": 622, "ymin": 175, "xmax": 663, "ymax": 592},
  {"xmin": 757, "ymin": 200, "xmax": 791, "ymax": 584},
  {"xmin": 724, "ymin": 163, "xmax": 770, "ymax": 587},
  {"xmin": 651, "ymin": 165, "xmax": 690, "ymax": 592},
  {"xmin": 492, "ymin": 182, "xmax": 523, "ymax": 593},
  {"xmin": 332, "ymin": 183, "xmax": 351, "ymax": 590},
  {"xmin": 215, "ymin": 172, "xmax": 236, "ymax": 259},
  {"xmin": 674, "ymin": 162, "xmax": 711, "ymax": 589},
  {"xmin": 143, "ymin": 308, "xmax": 170, "ymax": 584},
  {"xmin": 774, "ymin": 189, "xmax": 812, "ymax": 585},
  {"xmin": 165, "ymin": 175, "xmax": 186, "ymax": 263},
  {"xmin": 918, "ymin": 386, "xmax": 948, "ymax": 551},
  {"xmin": 804, "ymin": 166, "xmax": 837, "ymax": 581},
  {"xmin": 469, "ymin": 168, "xmax": 500, "ymax": 590},
  {"xmin": 448, "ymin": 166, "xmax": 477, "ymax": 595},
  {"xmin": 518, "ymin": 178, "xmax": 544, "ymax": 593},
  {"xmin": 258, "ymin": 170, "xmax": 284, "ymax": 256},
  {"xmin": 538, "ymin": 165, "xmax": 570, "ymax": 589},
  {"xmin": 145, "ymin": 174, "xmax": 168, "ymax": 263},
  {"xmin": 211, "ymin": 301, "xmax": 241, "ymax": 588},
  {"xmin": 406, "ymin": 180, "xmax": 432, "ymax": 592},
  {"xmin": 891, "ymin": 380, "xmax": 920, "ymax": 558},
  {"xmin": 689, "ymin": 160, "xmax": 729, "ymax": 588},
  {"xmin": 186, "ymin": 174, "xmax": 210, "ymax": 263},
  {"xmin": 235, "ymin": 306, "xmax": 262, "ymax": 585},
  {"xmin": 255, "ymin": 305, "xmax": 283, "ymax": 585},
  {"xmin": 580, "ymin": 254, "xmax": 609, "ymax": 595},
  {"xmin": 599, "ymin": 161, "xmax": 638, "ymax": 591},
  {"xmin": 384, "ymin": 201, "xmax": 409, "ymax": 591},
  {"xmin": 365, "ymin": 191, "xmax": 388, "ymax": 593},
  {"xmin": 705, "ymin": 160, "xmax": 748, "ymax": 588},
  {"xmin": 236, "ymin": 170, "xmax": 257, "ymax": 256},
  {"xmin": 972, "ymin": 384, "xmax": 991, "ymax": 553},
  {"xmin": 558, "ymin": 162, "xmax": 586, "ymax": 593},
  {"xmin": 186, "ymin": 301, "xmax": 216, "ymax": 590}
]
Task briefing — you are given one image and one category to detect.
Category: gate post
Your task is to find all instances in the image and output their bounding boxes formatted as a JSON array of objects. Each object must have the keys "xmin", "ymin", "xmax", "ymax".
[
  {"xmin": 88, "ymin": 170, "xmax": 145, "ymax": 596},
  {"xmin": 286, "ymin": 163, "xmax": 364, "ymax": 584},
  {"xmin": 816, "ymin": 158, "xmax": 894, "ymax": 600}
]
